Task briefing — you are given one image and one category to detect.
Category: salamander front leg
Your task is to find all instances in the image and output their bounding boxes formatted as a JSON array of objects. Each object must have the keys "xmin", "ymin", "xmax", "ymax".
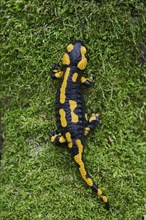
[
  {"xmin": 51, "ymin": 64, "xmax": 63, "ymax": 79},
  {"xmin": 84, "ymin": 113, "xmax": 100, "ymax": 136},
  {"xmin": 80, "ymin": 76, "xmax": 92, "ymax": 87},
  {"xmin": 48, "ymin": 131, "xmax": 66, "ymax": 145}
]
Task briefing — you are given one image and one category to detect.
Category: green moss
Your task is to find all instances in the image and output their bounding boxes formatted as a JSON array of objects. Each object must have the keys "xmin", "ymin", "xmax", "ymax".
[{"xmin": 0, "ymin": 0, "xmax": 146, "ymax": 219}]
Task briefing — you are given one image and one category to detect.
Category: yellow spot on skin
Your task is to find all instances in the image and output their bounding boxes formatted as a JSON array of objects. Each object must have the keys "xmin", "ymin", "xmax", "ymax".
[
  {"xmin": 74, "ymin": 140, "xmax": 94, "ymax": 187},
  {"xmin": 89, "ymin": 116, "xmax": 96, "ymax": 122},
  {"xmin": 76, "ymin": 139, "xmax": 83, "ymax": 154},
  {"xmin": 77, "ymin": 46, "xmax": 87, "ymax": 70},
  {"xmin": 81, "ymin": 77, "xmax": 91, "ymax": 84},
  {"xmin": 65, "ymin": 132, "xmax": 73, "ymax": 148},
  {"xmin": 102, "ymin": 196, "xmax": 108, "ymax": 203},
  {"xmin": 89, "ymin": 113, "xmax": 99, "ymax": 122},
  {"xmin": 62, "ymin": 53, "xmax": 70, "ymax": 65},
  {"xmin": 85, "ymin": 113, "xmax": 88, "ymax": 121},
  {"xmin": 59, "ymin": 136, "xmax": 66, "ymax": 143},
  {"xmin": 86, "ymin": 178, "xmax": 93, "ymax": 186},
  {"xmin": 69, "ymin": 100, "xmax": 79, "ymax": 123},
  {"xmin": 59, "ymin": 109, "xmax": 67, "ymax": 127},
  {"xmin": 55, "ymin": 71, "xmax": 63, "ymax": 78},
  {"xmin": 68, "ymin": 142, "xmax": 73, "ymax": 148},
  {"xmin": 72, "ymin": 73, "xmax": 78, "ymax": 82},
  {"xmin": 84, "ymin": 127, "xmax": 90, "ymax": 136},
  {"xmin": 53, "ymin": 70, "xmax": 58, "ymax": 73},
  {"xmin": 97, "ymin": 188, "xmax": 108, "ymax": 202},
  {"xmin": 79, "ymin": 164, "xmax": 86, "ymax": 178},
  {"xmin": 74, "ymin": 141, "xmax": 84, "ymax": 177},
  {"xmin": 60, "ymin": 67, "xmax": 70, "ymax": 104},
  {"xmin": 74, "ymin": 154, "xmax": 82, "ymax": 164},
  {"xmin": 81, "ymin": 46, "xmax": 87, "ymax": 54},
  {"xmin": 65, "ymin": 132, "xmax": 72, "ymax": 142},
  {"xmin": 67, "ymin": 44, "xmax": 73, "ymax": 52},
  {"xmin": 51, "ymin": 134, "xmax": 58, "ymax": 142},
  {"xmin": 98, "ymin": 188, "xmax": 103, "ymax": 195},
  {"xmin": 51, "ymin": 134, "xmax": 66, "ymax": 143}
]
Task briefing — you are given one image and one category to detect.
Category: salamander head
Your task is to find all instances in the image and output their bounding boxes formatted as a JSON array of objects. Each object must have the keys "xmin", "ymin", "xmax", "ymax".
[{"xmin": 62, "ymin": 40, "xmax": 89, "ymax": 70}]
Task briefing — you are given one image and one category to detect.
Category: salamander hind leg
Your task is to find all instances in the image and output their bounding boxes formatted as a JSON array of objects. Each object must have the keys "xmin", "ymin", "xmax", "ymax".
[
  {"xmin": 48, "ymin": 131, "xmax": 66, "ymax": 145},
  {"xmin": 84, "ymin": 113, "xmax": 100, "ymax": 136}
]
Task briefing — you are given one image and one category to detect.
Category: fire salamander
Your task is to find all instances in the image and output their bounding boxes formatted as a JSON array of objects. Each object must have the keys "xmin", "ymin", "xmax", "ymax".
[{"xmin": 49, "ymin": 40, "xmax": 109, "ymax": 210}]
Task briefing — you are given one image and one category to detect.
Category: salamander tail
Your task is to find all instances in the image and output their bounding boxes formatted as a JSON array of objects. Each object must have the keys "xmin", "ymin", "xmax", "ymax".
[
  {"xmin": 73, "ymin": 142, "xmax": 109, "ymax": 210},
  {"xmin": 91, "ymin": 184, "xmax": 110, "ymax": 210}
]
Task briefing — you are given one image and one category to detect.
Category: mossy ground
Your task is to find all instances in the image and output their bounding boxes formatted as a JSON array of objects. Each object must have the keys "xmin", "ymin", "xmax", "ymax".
[{"xmin": 0, "ymin": 1, "xmax": 146, "ymax": 219}]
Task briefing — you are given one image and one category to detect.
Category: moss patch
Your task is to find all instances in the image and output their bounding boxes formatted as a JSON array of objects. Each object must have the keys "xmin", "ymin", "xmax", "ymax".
[{"xmin": 0, "ymin": 1, "xmax": 146, "ymax": 219}]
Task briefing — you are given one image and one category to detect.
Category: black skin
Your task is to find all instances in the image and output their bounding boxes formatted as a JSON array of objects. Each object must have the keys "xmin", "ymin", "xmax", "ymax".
[{"xmin": 49, "ymin": 40, "xmax": 109, "ymax": 210}]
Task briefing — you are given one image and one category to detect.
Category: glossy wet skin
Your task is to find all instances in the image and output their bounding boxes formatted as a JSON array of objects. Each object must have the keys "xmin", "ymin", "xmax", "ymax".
[
  {"xmin": 50, "ymin": 41, "xmax": 109, "ymax": 210},
  {"xmin": 62, "ymin": 40, "xmax": 89, "ymax": 70}
]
